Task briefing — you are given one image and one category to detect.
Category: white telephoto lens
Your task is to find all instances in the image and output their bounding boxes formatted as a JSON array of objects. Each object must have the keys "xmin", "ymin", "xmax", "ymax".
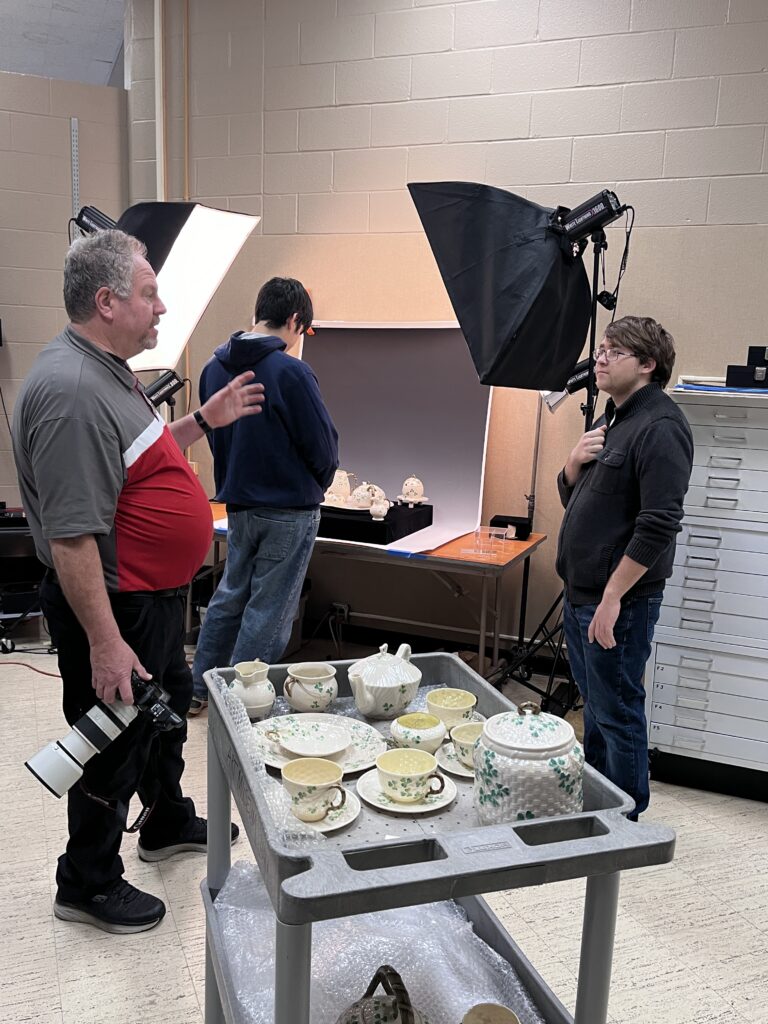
[{"xmin": 25, "ymin": 741, "xmax": 84, "ymax": 799}]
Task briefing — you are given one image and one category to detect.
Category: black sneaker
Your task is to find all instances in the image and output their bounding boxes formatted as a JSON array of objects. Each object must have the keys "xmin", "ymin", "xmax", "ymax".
[
  {"xmin": 187, "ymin": 696, "xmax": 208, "ymax": 716},
  {"xmin": 54, "ymin": 879, "xmax": 165, "ymax": 934},
  {"xmin": 137, "ymin": 816, "xmax": 239, "ymax": 862}
]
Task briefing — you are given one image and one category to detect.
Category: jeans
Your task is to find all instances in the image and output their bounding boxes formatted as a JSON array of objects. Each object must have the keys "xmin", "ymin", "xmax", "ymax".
[
  {"xmin": 40, "ymin": 580, "xmax": 196, "ymax": 900},
  {"xmin": 562, "ymin": 591, "xmax": 663, "ymax": 818},
  {"xmin": 192, "ymin": 507, "xmax": 321, "ymax": 698}
]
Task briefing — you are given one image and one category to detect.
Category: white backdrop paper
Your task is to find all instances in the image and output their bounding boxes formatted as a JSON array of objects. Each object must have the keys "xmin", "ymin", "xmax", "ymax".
[{"xmin": 304, "ymin": 322, "xmax": 492, "ymax": 552}]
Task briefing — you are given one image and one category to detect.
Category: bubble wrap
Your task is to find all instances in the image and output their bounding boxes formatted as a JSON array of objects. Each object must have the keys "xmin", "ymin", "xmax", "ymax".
[
  {"xmin": 215, "ymin": 861, "xmax": 545, "ymax": 1024},
  {"xmin": 209, "ymin": 670, "xmax": 325, "ymax": 850}
]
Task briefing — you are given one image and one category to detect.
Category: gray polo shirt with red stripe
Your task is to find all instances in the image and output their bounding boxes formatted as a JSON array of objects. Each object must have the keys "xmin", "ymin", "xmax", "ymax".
[{"xmin": 12, "ymin": 326, "xmax": 212, "ymax": 592}]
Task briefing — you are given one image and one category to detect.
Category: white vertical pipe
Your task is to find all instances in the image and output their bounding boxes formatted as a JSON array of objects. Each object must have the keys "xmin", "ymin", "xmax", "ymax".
[{"xmin": 153, "ymin": 0, "xmax": 166, "ymax": 200}]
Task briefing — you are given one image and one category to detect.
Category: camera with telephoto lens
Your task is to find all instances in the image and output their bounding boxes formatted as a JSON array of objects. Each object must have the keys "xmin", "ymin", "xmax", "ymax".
[{"xmin": 25, "ymin": 670, "xmax": 184, "ymax": 799}]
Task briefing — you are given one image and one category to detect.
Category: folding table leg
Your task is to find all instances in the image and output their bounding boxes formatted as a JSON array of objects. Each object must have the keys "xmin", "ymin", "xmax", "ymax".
[
  {"xmin": 275, "ymin": 919, "xmax": 312, "ymax": 1024},
  {"xmin": 574, "ymin": 871, "xmax": 620, "ymax": 1024}
]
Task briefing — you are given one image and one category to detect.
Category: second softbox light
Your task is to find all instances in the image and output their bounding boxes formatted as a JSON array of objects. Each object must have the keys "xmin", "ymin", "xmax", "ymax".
[{"xmin": 408, "ymin": 181, "xmax": 592, "ymax": 391}]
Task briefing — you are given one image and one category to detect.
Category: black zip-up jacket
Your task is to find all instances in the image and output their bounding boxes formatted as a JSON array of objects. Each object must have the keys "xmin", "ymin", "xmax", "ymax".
[{"xmin": 556, "ymin": 383, "xmax": 694, "ymax": 606}]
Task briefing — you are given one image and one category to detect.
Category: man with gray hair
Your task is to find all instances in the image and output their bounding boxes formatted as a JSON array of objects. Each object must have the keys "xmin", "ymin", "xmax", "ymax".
[{"xmin": 12, "ymin": 229, "xmax": 264, "ymax": 933}]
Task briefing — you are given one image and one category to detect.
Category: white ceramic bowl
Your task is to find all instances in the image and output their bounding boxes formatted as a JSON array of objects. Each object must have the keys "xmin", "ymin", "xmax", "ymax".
[
  {"xmin": 271, "ymin": 723, "xmax": 350, "ymax": 760},
  {"xmin": 390, "ymin": 712, "xmax": 446, "ymax": 754}
]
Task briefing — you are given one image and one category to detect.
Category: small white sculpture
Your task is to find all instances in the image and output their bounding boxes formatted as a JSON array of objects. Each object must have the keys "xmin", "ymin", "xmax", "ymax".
[
  {"xmin": 397, "ymin": 475, "xmax": 428, "ymax": 505},
  {"xmin": 324, "ymin": 469, "xmax": 357, "ymax": 505}
]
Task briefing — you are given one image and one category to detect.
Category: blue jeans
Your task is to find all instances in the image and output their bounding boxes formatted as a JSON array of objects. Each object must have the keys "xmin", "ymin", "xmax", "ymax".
[
  {"xmin": 562, "ymin": 592, "xmax": 663, "ymax": 818},
  {"xmin": 192, "ymin": 507, "xmax": 320, "ymax": 698}
]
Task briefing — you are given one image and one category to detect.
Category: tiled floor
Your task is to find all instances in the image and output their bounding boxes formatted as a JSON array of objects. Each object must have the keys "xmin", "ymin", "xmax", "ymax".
[{"xmin": 2, "ymin": 641, "xmax": 766, "ymax": 1024}]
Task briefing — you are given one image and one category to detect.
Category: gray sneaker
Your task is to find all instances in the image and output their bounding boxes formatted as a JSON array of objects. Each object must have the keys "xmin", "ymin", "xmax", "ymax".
[{"xmin": 187, "ymin": 696, "xmax": 208, "ymax": 716}]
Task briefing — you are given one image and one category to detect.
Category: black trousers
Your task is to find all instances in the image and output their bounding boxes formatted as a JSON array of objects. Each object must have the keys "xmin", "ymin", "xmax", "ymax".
[{"xmin": 40, "ymin": 579, "xmax": 197, "ymax": 901}]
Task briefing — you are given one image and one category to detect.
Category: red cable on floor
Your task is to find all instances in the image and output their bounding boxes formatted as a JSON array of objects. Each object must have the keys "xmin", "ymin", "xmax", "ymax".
[{"xmin": 0, "ymin": 661, "xmax": 61, "ymax": 678}]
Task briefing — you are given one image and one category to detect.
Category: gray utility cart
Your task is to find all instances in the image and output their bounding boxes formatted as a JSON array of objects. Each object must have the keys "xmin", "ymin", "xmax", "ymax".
[{"xmin": 203, "ymin": 654, "xmax": 675, "ymax": 1024}]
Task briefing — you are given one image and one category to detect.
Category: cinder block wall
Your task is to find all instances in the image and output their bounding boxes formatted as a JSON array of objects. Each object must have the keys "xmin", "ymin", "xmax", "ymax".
[
  {"xmin": 0, "ymin": 72, "xmax": 126, "ymax": 507},
  {"xmin": 124, "ymin": 0, "xmax": 768, "ymax": 643}
]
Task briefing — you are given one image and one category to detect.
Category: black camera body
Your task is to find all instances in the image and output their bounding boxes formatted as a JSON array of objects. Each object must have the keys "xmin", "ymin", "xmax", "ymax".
[{"xmin": 130, "ymin": 671, "xmax": 184, "ymax": 731}]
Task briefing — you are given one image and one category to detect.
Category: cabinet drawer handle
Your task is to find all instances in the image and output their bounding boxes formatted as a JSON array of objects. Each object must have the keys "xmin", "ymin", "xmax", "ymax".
[
  {"xmin": 712, "ymin": 434, "xmax": 747, "ymax": 443},
  {"xmin": 681, "ymin": 617, "xmax": 714, "ymax": 631},
  {"xmin": 705, "ymin": 496, "xmax": 738, "ymax": 508},
  {"xmin": 682, "ymin": 596, "xmax": 715, "ymax": 608},
  {"xmin": 683, "ymin": 575, "xmax": 716, "ymax": 590},
  {"xmin": 708, "ymin": 456, "xmax": 742, "ymax": 467},
  {"xmin": 706, "ymin": 476, "xmax": 740, "ymax": 488},
  {"xmin": 672, "ymin": 731, "xmax": 707, "ymax": 750},
  {"xmin": 688, "ymin": 533, "xmax": 721, "ymax": 547},
  {"xmin": 678, "ymin": 673, "xmax": 711, "ymax": 689},
  {"xmin": 677, "ymin": 696, "xmax": 710, "ymax": 710},
  {"xmin": 680, "ymin": 655, "xmax": 713, "ymax": 668},
  {"xmin": 674, "ymin": 713, "xmax": 706, "ymax": 728},
  {"xmin": 713, "ymin": 411, "xmax": 748, "ymax": 421},
  {"xmin": 686, "ymin": 555, "xmax": 720, "ymax": 567}
]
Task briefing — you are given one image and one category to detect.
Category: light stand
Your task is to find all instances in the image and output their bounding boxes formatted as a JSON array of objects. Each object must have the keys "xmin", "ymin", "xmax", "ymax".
[{"xmin": 488, "ymin": 229, "xmax": 613, "ymax": 714}]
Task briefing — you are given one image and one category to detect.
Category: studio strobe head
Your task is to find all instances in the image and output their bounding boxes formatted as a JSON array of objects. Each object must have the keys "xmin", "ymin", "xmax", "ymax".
[{"xmin": 25, "ymin": 671, "xmax": 183, "ymax": 798}]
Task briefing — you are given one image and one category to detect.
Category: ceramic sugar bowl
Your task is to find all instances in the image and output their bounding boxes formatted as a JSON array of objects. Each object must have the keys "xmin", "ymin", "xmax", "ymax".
[
  {"xmin": 335, "ymin": 965, "xmax": 432, "ymax": 1024},
  {"xmin": 348, "ymin": 643, "xmax": 421, "ymax": 719},
  {"xmin": 390, "ymin": 712, "xmax": 447, "ymax": 753},
  {"xmin": 473, "ymin": 702, "xmax": 584, "ymax": 824}
]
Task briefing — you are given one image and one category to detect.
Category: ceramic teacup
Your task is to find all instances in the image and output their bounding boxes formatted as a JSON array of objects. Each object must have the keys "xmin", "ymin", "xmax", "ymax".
[
  {"xmin": 284, "ymin": 662, "xmax": 338, "ymax": 712},
  {"xmin": 462, "ymin": 1005, "xmax": 521, "ymax": 1024},
  {"xmin": 233, "ymin": 660, "xmax": 269, "ymax": 684},
  {"xmin": 281, "ymin": 757, "xmax": 346, "ymax": 822},
  {"xmin": 390, "ymin": 712, "xmax": 446, "ymax": 754},
  {"xmin": 426, "ymin": 687, "xmax": 478, "ymax": 728},
  {"xmin": 450, "ymin": 722, "xmax": 484, "ymax": 767},
  {"xmin": 376, "ymin": 748, "xmax": 445, "ymax": 804}
]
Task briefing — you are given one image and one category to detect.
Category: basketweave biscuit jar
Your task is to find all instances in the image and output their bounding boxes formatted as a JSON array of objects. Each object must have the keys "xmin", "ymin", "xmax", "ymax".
[{"xmin": 473, "ymin": 702, "xmax": 584, "ymax": 824}]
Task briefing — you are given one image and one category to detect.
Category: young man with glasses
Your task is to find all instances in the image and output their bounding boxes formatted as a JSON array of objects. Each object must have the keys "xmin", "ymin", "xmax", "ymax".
[{"xmin": 555, "ymin": 316, "xmax": 693, "ymax": 818}]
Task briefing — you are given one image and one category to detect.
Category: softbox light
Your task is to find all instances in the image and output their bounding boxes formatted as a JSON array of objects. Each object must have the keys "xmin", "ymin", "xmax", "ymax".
[
  {"xmin": 408, "ymin": 181, "xmax": 591, "ymax": 391},
  {"xmin": 116, "ymin": 202, "xmax": 260, "ymax": 373}
]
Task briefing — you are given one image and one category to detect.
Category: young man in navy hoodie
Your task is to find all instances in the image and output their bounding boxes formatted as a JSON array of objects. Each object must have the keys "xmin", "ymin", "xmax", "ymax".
[{"xmin": 190, "ymin": 278, "xmax": 338, "ymax": 713}]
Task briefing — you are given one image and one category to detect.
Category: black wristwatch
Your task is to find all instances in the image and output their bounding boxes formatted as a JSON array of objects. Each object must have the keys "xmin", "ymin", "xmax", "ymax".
[{"xmin": 193, "ymin": 409, "xmax": 213, "ymax": 434}]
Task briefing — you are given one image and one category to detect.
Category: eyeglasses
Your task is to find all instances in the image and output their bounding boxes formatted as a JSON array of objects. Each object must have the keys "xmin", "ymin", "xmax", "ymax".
[{"xmin": 593, "ymin": 347, "xmax": 634, "ymax": 364}]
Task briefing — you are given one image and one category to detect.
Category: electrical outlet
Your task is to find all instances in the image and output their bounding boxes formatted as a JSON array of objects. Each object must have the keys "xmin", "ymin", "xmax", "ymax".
[{"xmin": 331, "ymin": 602, "xmax": 350, "ymax": 623}]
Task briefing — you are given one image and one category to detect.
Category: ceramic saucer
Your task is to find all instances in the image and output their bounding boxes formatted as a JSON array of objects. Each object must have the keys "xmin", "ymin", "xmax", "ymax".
[
  {"xmin": 435, "ymin": 741, "xmax": 474, "ymax": 778},
  {"xmin": 470, "ymin": 710, "xmax": 486, "ymax": 724},
  {"xmin": 355, "ymin": 769, "xmax": 457, "ymax": 815},
  {"xmin": 252, "ymin": 714, "xmax": 386, "ymax": 775},
  {"xmin": 301, "ymin": 787, "xmax": 361, "ymax": 834}
]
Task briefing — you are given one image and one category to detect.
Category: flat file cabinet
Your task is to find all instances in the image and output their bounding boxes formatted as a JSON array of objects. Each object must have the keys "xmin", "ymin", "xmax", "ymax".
[{"xmin": 646, "ymin": 390, "xmax": 768, "ymax": 774}]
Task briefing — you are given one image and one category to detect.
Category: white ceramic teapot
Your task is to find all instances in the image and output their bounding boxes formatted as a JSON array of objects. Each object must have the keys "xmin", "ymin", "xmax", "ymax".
[
  {"xmin": 348, "ymin": 643, "xmax": 421, "ymax": 719},
  {"xmin": 335, "ymin": 965, "xmax": 432, "ymax": 1024},
  {"xmin": 230, "ymin": 661, "xmax": 275, "ymax": 720},
  {"xmin": 349, "ymin": 481, "xmax": 386, "ymax": 508}
]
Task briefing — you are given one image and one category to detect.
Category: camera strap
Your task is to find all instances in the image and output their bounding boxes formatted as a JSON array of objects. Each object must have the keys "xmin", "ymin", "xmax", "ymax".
[{"xmin": 78, "ymin": 785, "xmax": 156, "ymax": 834}]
